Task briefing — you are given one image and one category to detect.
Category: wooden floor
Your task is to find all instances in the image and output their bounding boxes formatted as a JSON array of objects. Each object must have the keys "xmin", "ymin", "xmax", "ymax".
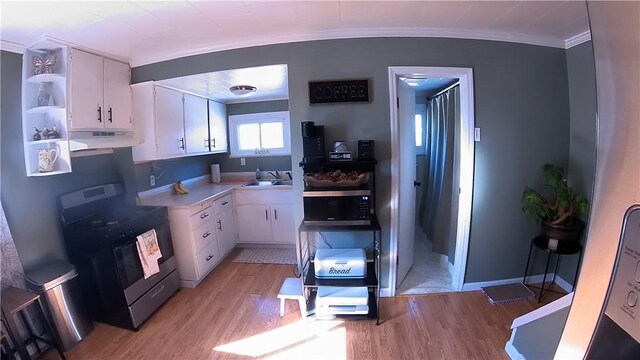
[{"xmin": 46, "ymin": 250, "xmax": 563, "ymax": 360}]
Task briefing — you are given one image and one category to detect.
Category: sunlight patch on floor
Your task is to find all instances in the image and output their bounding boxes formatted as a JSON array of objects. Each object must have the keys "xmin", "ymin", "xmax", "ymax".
[{"xmin": 213, "ymin": 319, "xmax": 345, "ymax": 358}]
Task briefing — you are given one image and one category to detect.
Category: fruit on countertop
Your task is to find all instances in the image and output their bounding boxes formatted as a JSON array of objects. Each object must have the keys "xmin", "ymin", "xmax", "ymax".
[{"xmin": 173, "ymin": 181, "xmax": 189, "ymax": 195}]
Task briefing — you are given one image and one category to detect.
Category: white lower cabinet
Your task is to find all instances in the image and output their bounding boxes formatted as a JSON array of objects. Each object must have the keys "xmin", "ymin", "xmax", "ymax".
[
  {"xmin": 215, "ymin": 203, "xmax": 237, "ymax": 258},
  {"xmin": 167, "ymin": 193, "xmax": 237, "ymax": 288},
  {"xmin": 235, "ymin": 189, "xmax": 295, "ymax": 245}
]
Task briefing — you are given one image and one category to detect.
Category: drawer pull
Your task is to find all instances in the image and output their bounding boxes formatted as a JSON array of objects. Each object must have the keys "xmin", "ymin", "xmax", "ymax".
[
  {"xmin": 206, "ymin": 254, "xmax": 214, "ymax": 261},
  {"xmin": 222, "ymin": 201, "xmax": 229, "ymax": 206},
  {"xmin": 200, "ymin": 213, "xmax": 209, "ymax": 219},
  {"xmin": 274, "ymin": 209, "xmax": 278, "ymax": 220},
  {"xmin": 202, "ymin": 231, "xmax": 211, "ymax": 238},
  {"xmin": 149, "ymin": 284, "xmax": 165, "ymax": 298},
  {"xmin": 217, "ymin": 219, "xmax": 222, "ymax": 231},
  {"xmin": 265, "ymin": 209, "xmax": 268, "ymax": 220}
]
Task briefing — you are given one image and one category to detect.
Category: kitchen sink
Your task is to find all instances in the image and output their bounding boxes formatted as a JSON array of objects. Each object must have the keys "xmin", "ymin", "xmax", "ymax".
[{"xmin": 243, "ymin": 180, "xmax": 293, "ymax": 186}]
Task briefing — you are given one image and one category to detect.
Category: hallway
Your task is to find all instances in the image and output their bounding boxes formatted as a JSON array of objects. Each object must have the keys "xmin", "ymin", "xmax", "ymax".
[{"xmin": 397, "ymin": 228, "xmax": 454, "ymax": 295}]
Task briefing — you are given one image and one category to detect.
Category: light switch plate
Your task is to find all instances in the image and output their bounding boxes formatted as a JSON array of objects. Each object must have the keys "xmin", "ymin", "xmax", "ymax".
[
  {"xmin": 474, "ymin": 127, "xmax": 481, "ymax": 141},
  {"xmin": 241, "ymin": 157, "xmax": 246, "ymax": 166},
  {"xmin": 150, "ymin": 175, "xmax": 155, "ymax": 187}
]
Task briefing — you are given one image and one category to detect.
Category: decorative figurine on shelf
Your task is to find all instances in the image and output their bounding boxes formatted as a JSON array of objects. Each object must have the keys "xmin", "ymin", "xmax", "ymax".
[
  {"xmin": 37, "ymin": 84, "xmax": 50, "ymax": 107},
  {"xmin": 50, "ymin": 125, "xmax": 60, "ymax": 139},
  {"xmin": 33, "ymin": 127, "xmax": 42, "ymax": 141},
  {"xmin": 42, "ymin": 127, "xmax": 56, "ymax": 140},
  {"xmin": 33, "ymin": 53, "xmax": 56, "ymax": 75}
]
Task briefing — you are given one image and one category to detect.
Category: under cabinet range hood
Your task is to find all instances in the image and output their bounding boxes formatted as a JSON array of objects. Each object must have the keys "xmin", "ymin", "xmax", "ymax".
[{"xmin": 69, "ymin": 131, "xmax": 140, "ymax": 151}]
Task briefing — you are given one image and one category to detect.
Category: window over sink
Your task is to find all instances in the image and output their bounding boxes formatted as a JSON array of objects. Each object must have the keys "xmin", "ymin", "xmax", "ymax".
[{"xmin": 229, "ymin": 111, "xmax": 290, "ymax": 157}]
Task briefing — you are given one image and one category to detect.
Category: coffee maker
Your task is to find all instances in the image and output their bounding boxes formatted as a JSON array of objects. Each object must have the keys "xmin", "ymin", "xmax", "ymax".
[{"xmin": 301, "ymin": 121, "xmax": 325, "ymax": 164}]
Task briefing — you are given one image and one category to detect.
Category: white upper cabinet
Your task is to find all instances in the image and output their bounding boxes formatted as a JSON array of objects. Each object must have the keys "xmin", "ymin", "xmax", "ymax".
[
  {"xmin": 103, "ymin": 59, "xmax": 133, "ymax": 129},
  {"xmin": 184, "ymin": 93, "xmax": 209, "ymax": 154},
  {"xmin": 154, "ymin": 86, "xmax": 185, "ymax": 158},
  {"xmin": 208, "ymin": 100, "xmax": 228, "ymax": 153},
  {"xmin": 132, "ymin": 81, "xmax": 229, "ymax": 162},
  {"xmin": 68, "ymin": 48, "xmax": 132, "ymax": 131}
]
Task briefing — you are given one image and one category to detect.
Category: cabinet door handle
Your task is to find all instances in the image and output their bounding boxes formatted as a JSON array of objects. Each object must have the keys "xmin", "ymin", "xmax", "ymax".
[
  {"xmin": 217, "ymin": 219, "xmax": 222, "ymax": 231},
  {"xmin": 274, "ymin": 209, "xmax": 278, "ymax": 220},
  {"xmin": 222, "ymin": 201, "xmax": 228, "ymax": 206},
  {"xmin": 200, "ymin": 213, "xmax": 209, "ymax": 219},
  {"xmin": 108, "ymin": 107, "xmax": 113, "ymax": 123},
  {"xmin": 265, "ymin": 209, "xmax": 268, "ymax": 220},
  {"xmin": 97, "ymin": 105, "xmax": 102, "ymax": 123},
  {"xmin": 204, "ymin": 139, "xmax": 209, "ymax": 149},
  {"xmin": 206, "ymin": 254, "xmax": 214, "ymax": 261},
  {"xmin": 179, "ymin": 137, "xmax": 185, "ymax": 149},
  {"xmin": 212, "ymin": 138, "xmax": 216, "ymax": 148},
  {"xmin": 202, "ymin": 231, "xmax": 211, "ymax": 238}
]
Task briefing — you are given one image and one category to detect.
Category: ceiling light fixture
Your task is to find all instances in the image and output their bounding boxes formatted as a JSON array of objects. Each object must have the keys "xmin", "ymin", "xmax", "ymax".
[{"xmin": 229, "ymin": 85, "xmax": 257, "ymax": 96}]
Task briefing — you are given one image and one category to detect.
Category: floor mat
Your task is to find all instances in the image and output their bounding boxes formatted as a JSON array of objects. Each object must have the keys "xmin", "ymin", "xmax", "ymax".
[
  {"xmin": 481, "ymin": 282, "xmax": 535, "ymax": 305},
  {"xmin": 232, "ymin": 248, "xmax": 297, "ymax": 265}
]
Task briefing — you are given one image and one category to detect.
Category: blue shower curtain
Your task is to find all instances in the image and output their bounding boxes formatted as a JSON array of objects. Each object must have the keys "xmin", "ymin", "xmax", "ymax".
[{"xmin": 418, "ymin": 87, "xmax": 457, "ymax": 255}]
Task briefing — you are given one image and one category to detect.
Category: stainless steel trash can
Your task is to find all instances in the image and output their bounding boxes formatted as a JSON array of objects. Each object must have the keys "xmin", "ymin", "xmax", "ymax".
[{"xmin": 25, "ymin": 260, "xmax": 93, "ymax": 351}]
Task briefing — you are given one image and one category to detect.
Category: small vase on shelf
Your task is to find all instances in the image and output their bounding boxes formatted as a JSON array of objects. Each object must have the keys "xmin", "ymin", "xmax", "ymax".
[{"xmin": 37, "ymin": 84, "xmax": 50, "ymax": 107}]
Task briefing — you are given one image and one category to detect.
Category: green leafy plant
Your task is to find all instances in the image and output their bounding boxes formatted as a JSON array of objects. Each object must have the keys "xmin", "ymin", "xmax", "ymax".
[{"xmin": 521, "ymin": 164, "xmax": 590, "ymax": 226}]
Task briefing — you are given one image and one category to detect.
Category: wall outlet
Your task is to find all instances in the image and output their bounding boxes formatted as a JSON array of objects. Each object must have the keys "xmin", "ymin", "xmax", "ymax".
[
  {"xmin": 240, "ymin": 157, "xmax": 246, "ymax": 166},
  {"xmin": 150, "ymin": 175, "xmax": 155, "ymax": 187},
  {"xmin": 474, "ymin": 127, "xmax": 481, "ymax": 142}
]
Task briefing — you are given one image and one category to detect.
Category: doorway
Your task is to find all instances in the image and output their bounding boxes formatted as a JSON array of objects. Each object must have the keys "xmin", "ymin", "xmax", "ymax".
[{"xmin": 387, "ymin": 67, "xmax": 475, "ymax": 296}]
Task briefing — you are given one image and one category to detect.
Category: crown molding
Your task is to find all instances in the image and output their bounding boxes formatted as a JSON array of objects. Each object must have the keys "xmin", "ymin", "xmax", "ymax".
[
  {"xmin": 0, "ymin": 40, "xmax": 26, "ymax": 54},
  {"xmin": 130, "ymin": 27, "xmax": 567, "ymax": 67},
  {"xmin": 565, "ymin": 30, "xmax": 592, "ymax": 49}
]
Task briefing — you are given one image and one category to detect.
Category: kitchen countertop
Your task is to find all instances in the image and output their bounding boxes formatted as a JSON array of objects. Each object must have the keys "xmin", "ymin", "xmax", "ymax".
[{"xmin": 138, "ymin": 178, "xmax": 293, "ymax": 209}]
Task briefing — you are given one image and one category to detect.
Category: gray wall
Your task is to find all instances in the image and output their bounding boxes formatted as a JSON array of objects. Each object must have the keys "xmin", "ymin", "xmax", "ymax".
[
  {"xmin": 133, "ymin": 37, "xmax": 571, "ymax": 286},
  {"xmin": 1, "ymin": 51, "xmax": 122, "ymax": 271},
  {"xmin": 561, "ymin": 41, "xmax": 597, "ymax": 285}
]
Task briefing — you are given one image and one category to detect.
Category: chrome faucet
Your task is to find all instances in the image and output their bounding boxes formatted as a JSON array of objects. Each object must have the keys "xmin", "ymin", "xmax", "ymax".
[{"xmin": 267, "ymin": 170, "xmax": 280, "ymax": 179}]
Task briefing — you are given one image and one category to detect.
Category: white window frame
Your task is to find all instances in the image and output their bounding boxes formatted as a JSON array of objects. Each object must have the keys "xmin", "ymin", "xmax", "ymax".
[
  {"xmin": 415, "ymin": 103, "xmax": 427, "ymax": 154},
  {"xmin": 228, "ymin": 111, "xmax": 291, "ymax": 158}
]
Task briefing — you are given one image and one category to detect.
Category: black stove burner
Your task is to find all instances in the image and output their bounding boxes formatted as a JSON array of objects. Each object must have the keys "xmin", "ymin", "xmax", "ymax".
[{"xmin": 70, "ymin": 206, "xmax": 159, "ymax": 230}]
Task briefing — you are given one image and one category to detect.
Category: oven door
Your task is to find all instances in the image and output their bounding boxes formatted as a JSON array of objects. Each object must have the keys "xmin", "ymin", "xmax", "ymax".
[
  {"xmin": 303, "ymin": 190, "xmax": 371, "ymax": 225},
  {"xmin": 113, "ymin": 220, "xmax": 176, "ymax": 305}
]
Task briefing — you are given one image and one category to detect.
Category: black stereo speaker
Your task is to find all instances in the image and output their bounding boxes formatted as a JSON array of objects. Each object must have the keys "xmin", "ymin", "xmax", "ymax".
[{"xmin": 357, "ymin": 140, "xmax": 375, "ymax": 159}]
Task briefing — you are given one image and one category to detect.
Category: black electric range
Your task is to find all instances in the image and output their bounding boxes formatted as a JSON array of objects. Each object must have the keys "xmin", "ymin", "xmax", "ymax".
[{"xmin": 59, "ymin": 183, "xmax": 179, "ymax": 330}]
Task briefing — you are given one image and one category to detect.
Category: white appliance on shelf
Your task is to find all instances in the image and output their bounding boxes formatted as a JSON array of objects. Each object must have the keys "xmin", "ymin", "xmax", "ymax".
[
  {"xmin": 315, "ymin": 248, "xmax": 366, "ymax": 279},
  {"xmin": 316, "ymin": 286, "xmax": 369, "ymax": 316}
]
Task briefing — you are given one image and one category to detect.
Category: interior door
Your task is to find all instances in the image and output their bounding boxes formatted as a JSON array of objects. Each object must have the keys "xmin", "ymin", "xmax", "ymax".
[
  {"xmin": 154, "ymin": 86, "xmax": 185, "ymax": 157},
  {"xmin": 396, "ymin": 80, "xmax": 417, "ymax": 288},
  {"xmin": 69, "ymin": 49, "xmax": 103, "ymax": 130},
  {"xmin": 103, "ymin": 58, "xmax": 132, "ymax": 130},
  {"xmin": 208, "ymin": 100, "xmax": 228, "ymax": 152},
  {"xmin": 184, "ymin": 93, "xmax": 209, "ymax": 154},
  {"xmin": 271, "ymin": 204, "xmax": 295, "ymax": 244}
]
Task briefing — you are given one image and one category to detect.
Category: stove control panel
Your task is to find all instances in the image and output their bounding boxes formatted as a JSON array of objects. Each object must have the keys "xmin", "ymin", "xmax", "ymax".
[{"xmin": 604, "ymin": 205, "xmax": 640, "ymax": 343}]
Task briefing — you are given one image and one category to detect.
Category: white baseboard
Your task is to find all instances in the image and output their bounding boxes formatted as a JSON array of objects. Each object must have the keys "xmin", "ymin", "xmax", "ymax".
[
  {"xmin": 553, "ymin": 274, "xmax": 573, "ymax": 293},
  {"xmin": 463, "ymin": 273, "xmax": 574, "ymax": 293},
  {"xmin": 380, "ymin": 287, "xmax": 392, "ymax": 298},
  {"xmin": 462, "ymin": 274, "xmax": 550, "ymax": 291},
  {"xmin": 505, "ymin": 340, "xmax": 526, "ymax": 360}
]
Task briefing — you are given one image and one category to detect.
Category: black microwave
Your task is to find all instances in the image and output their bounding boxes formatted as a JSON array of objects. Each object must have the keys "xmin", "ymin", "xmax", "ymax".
[{"xmin": 303, "ymin": 189, "xmax": 372, "ymax": 225}]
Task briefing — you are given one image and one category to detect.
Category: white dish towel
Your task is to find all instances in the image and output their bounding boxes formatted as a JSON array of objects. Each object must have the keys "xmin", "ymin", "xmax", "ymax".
[{"xmin": 136, "ymin": 229, "xmax": 162, "ymax": 279}]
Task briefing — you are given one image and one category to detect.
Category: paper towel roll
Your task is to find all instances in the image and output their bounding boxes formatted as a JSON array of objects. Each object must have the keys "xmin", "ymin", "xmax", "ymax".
[{"xmin": 211, "ymin": 164, "xmax": 221, "ymax": 183}]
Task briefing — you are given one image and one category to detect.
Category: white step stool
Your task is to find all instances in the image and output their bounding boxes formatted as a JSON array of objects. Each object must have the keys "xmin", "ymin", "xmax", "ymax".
[{"xmin": 277, "ymin": 278, "xmax": 306, "ymax": 317}]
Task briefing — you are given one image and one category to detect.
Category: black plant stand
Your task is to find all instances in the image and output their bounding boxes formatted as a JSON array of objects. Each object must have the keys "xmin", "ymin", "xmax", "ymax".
[{"xmin": 522, "ymin": 235, "xmax": 583, "ymax": 302}]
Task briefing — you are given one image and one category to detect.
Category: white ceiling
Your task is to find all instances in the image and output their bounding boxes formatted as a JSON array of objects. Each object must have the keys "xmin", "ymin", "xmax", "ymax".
[
  {"xmin": 156, "ymin": 64, "xmax": 289, "ymax": 104},
  {"xmin": 1, "ymin": 1, "xmax": 590, "ymax": 67}
]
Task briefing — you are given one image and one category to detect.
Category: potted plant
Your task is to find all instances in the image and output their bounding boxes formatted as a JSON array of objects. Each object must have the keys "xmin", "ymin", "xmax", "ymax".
[{"xmin": 521, "ymin": 164, "xmax": 590, "ymax": 242}]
